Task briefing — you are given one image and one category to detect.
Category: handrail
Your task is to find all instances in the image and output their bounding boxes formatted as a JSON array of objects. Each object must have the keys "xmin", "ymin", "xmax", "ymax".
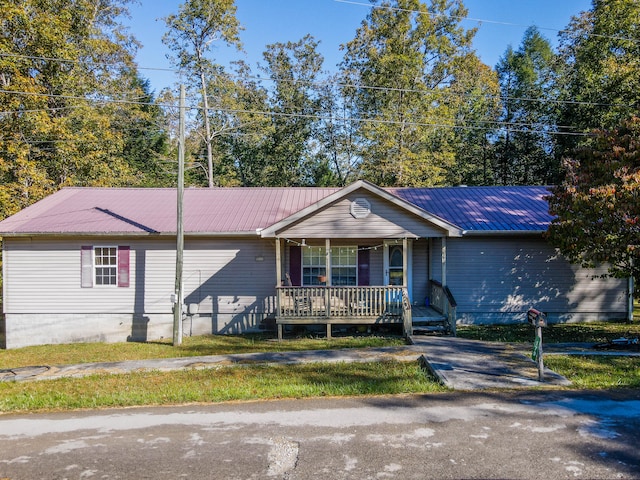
[{"xmin": 429, "ymin": 280, "xmax": 457, "ymax": 336}]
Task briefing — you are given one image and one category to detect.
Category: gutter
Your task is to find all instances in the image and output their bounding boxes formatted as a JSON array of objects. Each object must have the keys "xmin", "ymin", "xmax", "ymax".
[
  {"xmin": 461, "ymin": 230, "xmax": 546, "ymax": 237},
  {"xmin": 0, "ymin": 231, "xmax": 263, "ymax": 238}
]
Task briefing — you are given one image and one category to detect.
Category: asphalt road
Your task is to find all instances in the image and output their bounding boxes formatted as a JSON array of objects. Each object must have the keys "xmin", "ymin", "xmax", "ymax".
[{"xmin": 1, "ymin": 390, "xmax": 639, "ymax": 479}]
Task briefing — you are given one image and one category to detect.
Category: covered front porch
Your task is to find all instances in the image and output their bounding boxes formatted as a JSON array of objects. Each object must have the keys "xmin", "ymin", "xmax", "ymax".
[
  {"xmin": 259, "ymin": 182, "xmax": 462, "ymax": 339},
  {"xmin": 272, "ymin": 236, "xmax": 457, "ymax": 339}
]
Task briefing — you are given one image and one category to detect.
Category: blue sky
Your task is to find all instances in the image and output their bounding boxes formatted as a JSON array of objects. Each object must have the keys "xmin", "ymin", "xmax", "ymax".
[{"xmin": 123, "ymin": 0, "xmax": 592, "ymax": 94}]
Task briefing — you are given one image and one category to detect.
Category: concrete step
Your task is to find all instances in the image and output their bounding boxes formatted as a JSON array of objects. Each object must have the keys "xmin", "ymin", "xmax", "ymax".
[{"xmin": 412, "ymin": 325, "xmax": 449, "ymax": 335}]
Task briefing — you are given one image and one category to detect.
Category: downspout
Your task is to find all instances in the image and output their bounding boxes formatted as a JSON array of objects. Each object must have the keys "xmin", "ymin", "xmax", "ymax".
[{"xmin": 629, "ymin": 276, "xmax": 635, "ymax": 323}]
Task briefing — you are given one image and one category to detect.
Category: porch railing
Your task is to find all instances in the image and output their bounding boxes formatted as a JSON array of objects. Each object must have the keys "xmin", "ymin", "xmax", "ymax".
[
  {"xmin": 429, "ymin": 280, "xmax": 457, "ymax": 336},
  {"xmin": 277, "ymin": 285, "xmax": 405, "ymax": 321}
]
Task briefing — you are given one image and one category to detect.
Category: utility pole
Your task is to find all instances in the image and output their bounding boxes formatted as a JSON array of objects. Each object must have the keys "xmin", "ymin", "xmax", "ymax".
[{"xmin": 173, "ymin": 84, "xmax": 185, "ymax": 346}]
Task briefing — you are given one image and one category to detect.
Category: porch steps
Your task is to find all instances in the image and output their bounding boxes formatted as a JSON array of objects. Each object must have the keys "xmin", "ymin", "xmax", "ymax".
[{"xmin": 411, "ymin": 305, "xmax": 452, "ymax": 335}]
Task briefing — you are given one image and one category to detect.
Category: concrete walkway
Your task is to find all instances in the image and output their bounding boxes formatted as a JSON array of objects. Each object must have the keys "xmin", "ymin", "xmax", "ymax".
[
  {"xmin": 411, "ymin": 336, "xmax": 571, "ymax": 389},
  {"xmin": 0, "ymin": 336, "xmax": 577, "ymax": 390}
]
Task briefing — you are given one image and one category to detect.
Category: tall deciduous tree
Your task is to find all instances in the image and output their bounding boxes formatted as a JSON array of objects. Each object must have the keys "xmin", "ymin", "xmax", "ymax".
[
  {"xmin": 495, "ymin": 27, "xmax": 560, "ymax": 185},
  {"xmin": 1, "ymin": 0, "xmax": 163, "ymax": 220},
  {"xmin": 557, "ymin": 0, "xmax": 640, "ymax": 155},
  {"xmin": 340, "ymin": 0, "xmax": 490, "ymax": 187},
  {"xmin": 163, "ymin": 0, "xmax": 242, "ymax": 187},
  {"xmin": 221, "ymin": 61, "xmax": 273, "ymax": 187},
  {"xmin": 547, "ymin": 116, "xmax": 640, "ymax": 289}
]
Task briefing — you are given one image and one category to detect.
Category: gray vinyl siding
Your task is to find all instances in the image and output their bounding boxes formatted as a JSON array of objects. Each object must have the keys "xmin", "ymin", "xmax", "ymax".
[
  {"xmin": 445, "ymin": 237, "xmax": 628, "ymax": 323},
  {"xmin": 4, "ymin": 237, "xmax": 138, "ymax": 314},
  {"xmin": 430, "ymin": 238, "xmax": 443, "ymax": 284},
  {"xmin": 182, "ymin": 238, "xmax": 276, "ymax": 328},
  {"xmin": 4, "ymin": 236, "xmax": 276, "ymax": 313},
  {"xmin": 412, "ymin": 239, "xmax": 429, "ymax": 306},
  {"xmin": 369, "ymin": 247, "xmax": 384, "ymax": 286},
  {"xmin": 2, "ymin": 236, "xmax": 277, "ymax": 347},
  {"xmin": 279, "ymin": 192, "xmax": 447, "ymax": 239}
]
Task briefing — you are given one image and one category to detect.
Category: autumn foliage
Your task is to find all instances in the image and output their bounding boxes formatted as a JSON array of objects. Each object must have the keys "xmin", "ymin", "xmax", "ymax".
[{"xmin": 547, "ymin": 116, "xmax": 640, "ymax": 287}]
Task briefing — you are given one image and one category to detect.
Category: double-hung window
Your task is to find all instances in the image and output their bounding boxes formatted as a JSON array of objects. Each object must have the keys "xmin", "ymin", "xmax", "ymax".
[
  {"xmin": 302, "ymin": 246, "xmax": 326, "ymax": 286},
  {"xmin": 94, "ymin": 247, "xmax": 118, "ymax": 286},
  {"xmin": 301, "ymin": 246, "xmax": 357, "ymax": 286},
  {"xmin": 330, "ymin": 247, "xmax": 357, "ymax": 286},
  {"xmin": 81, "ymin": 245, "xmax": 130, "ymax": 288}
]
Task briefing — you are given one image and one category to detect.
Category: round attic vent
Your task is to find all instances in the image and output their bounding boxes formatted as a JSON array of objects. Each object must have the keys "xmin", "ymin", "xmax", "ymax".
[{"xmin": 351, "ymin": 198, "xmax": 371, "ymax": 218}]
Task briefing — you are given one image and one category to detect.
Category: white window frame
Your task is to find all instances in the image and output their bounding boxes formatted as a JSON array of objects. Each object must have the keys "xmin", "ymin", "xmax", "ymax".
[
  {"xmin": 302, "ymin": 246, "xmax": 357, "ymax": 286},
  {"xmin": 302, "ymin": 246, "xmax": 326, "ymax": 286},
  {"xmin": 330, "ymin": 246, "xmax": 358, "ymax": 286},
  {"xmin": 93, "ymin": 245, "xmax": 118, "ymax": 287}
]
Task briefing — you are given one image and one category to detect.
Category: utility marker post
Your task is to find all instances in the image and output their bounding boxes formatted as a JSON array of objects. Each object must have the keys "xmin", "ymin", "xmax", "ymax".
[{"xmin": 173, "ymin": 84, "xmax": 185, "ymax": 346}]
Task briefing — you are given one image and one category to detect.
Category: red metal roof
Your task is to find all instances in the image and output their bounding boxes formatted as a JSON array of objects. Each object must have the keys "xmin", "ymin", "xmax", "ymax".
[
  {"xmin": 0, "ymin": 184, "xmax": 552, "ymax": 235},
  {"xmin": 0, "ymin": 187, "xmax": 339, "ymax": 235}
]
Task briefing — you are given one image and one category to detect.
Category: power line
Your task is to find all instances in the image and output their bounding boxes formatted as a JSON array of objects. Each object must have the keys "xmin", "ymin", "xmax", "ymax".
[
  {"xmin": 0, "ymin": 52, "xmax": 178, "ymax": 74},
  {"xmin": 2, "ymin": 51, "xmax": 636, "ymax": 111},
  {"xmin": 335, "ymin": 0, "xmax": 640, "ymax": 44},
  {"xmin": 215, "ymin": 69, "xmax": 635, "ymax": 110},
  {"xmin": 0, "ymin": 87, "xmax": 592, "ymax": 138}
]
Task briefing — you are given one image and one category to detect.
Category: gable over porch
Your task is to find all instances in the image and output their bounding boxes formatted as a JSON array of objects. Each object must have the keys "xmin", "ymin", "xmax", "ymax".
[{"xmin": 259, "ymin": 181, "xmax": 462, "ymax": 338}]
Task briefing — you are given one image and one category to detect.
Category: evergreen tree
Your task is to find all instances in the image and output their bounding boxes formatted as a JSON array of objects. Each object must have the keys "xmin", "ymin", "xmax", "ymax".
[
  {"xmin": 495, "ymin": 27, "xmax": 559, "ymax": 185},
  {"xmin": 557, "ymin": 0, "xmax": 640, "ymax": 155}
]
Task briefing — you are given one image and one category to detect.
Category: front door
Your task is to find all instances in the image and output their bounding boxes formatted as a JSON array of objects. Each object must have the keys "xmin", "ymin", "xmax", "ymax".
[
  {"xmin": 383, "ymin": 240, "xmax": 413, "ymax": 299},
  {"xmin": 387, "ymin": 244, "xmax": 404, "ymax": 286}
]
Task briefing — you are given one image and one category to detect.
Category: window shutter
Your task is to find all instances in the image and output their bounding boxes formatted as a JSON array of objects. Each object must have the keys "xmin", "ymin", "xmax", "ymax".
[
  {"xmin": 289, "ymin": 246, "xmax": 302, "ymax": 286},
  {"xmin": 358, "ymin": 248, "xmax": 370, "ymax": 286},
  {"xmin": 118, "ymin": 246, "xmax": 130, "ymax": 287},
  {"xmin": 81, "ymin": 246, "xmax": 93, "ymax": 288}
]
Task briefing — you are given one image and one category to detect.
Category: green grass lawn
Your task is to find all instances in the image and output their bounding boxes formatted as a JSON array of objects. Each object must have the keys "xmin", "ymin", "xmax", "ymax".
[
  {"xmin": 457, "ymin": 318, "xmax": 640, "ymax": 343},
  {"xmin": 545, "ymin": 355, "xmax": 640, "ymax": 390},
  {"xmin": 0, "ymin": 334, "xmax": 406, "ymax": 369},
  {"xmin": 1, "ymin": 305, "xmax": 639, "ymax": 414},
  {"xmin": 0, "ymin": 360, "xmax": 446, "ymax": 413}
]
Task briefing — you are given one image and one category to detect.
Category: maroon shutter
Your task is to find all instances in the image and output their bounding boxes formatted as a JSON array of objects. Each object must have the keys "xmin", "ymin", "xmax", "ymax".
[
  {"xmin": 289, "ymin": 246, "xmax": 302, "ymax": 286},
  {"xmin": 81, "ymin": 246, "xmax": 93, "ymax": 288},
  {"xmin": 358, "ymin": 248, "xmax": 370, "ymax": 286},
  {"xmin": 118, "ymin": 246, "xmax": 130, "ymax": 287}
]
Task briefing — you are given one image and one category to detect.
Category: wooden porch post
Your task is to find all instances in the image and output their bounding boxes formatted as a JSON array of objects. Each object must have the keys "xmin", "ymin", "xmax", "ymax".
[
  {"xmin": 441, "ymin": 237, "xmax": 447, "ymax": 286},
  {"xmin": 276, "ymin": 238, "xmax": 283, "ymax": 341},
  {"xmin": 402, "ymin": 237, "xmax": 408, "ymax": 287},
  {"xmin": 275, "ymin": 238, "xmax": 282, "ymax": 287},
  {"xmin": 325, "ymin": 238, "xmax": 332, "ymax": 339}
]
